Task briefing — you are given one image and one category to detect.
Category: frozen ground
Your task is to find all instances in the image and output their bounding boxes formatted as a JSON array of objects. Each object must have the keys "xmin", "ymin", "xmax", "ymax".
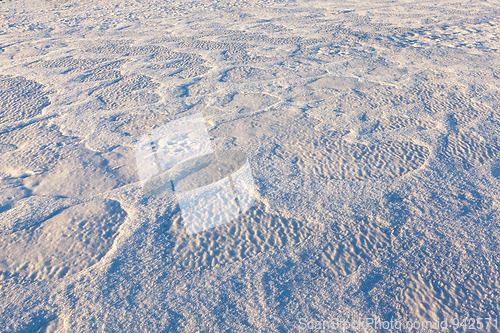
[{"xmin": 1, "ymin": 0, "xmax": 500, "ymax": 332}]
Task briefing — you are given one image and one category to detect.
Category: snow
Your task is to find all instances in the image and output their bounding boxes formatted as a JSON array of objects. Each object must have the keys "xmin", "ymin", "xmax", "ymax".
[{"xmin": 1, "ymin": 0, "xmax": 500, "ymax": 331}]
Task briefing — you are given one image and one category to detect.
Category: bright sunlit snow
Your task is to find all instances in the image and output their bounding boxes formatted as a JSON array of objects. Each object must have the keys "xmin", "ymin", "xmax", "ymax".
[{"xmin": 1, "ymin": 0, "xmax": 500, "ymax": 332}]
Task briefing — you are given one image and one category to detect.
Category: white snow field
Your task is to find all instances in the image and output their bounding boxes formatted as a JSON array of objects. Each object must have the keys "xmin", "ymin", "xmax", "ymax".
[{"xmin": 1, "ymin": 0, "xmax": 500, "ymax": 331}]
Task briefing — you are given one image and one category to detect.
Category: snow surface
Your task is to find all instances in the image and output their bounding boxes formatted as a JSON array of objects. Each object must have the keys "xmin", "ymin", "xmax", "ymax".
[{"xmin": 1, "ymin": 0, "xmax": 500, "ymax": 332}]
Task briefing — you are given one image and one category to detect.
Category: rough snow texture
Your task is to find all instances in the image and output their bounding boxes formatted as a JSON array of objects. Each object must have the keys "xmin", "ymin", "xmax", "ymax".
[{"xmin": 1, "ymin": 0, "xmax": 500, "ymax": 332}]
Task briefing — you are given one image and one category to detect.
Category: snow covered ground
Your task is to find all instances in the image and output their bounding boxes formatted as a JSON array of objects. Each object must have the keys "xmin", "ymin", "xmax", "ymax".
[{"xmin": 1, "ymin": 0, "xmax": 500, "ymax": 331}]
